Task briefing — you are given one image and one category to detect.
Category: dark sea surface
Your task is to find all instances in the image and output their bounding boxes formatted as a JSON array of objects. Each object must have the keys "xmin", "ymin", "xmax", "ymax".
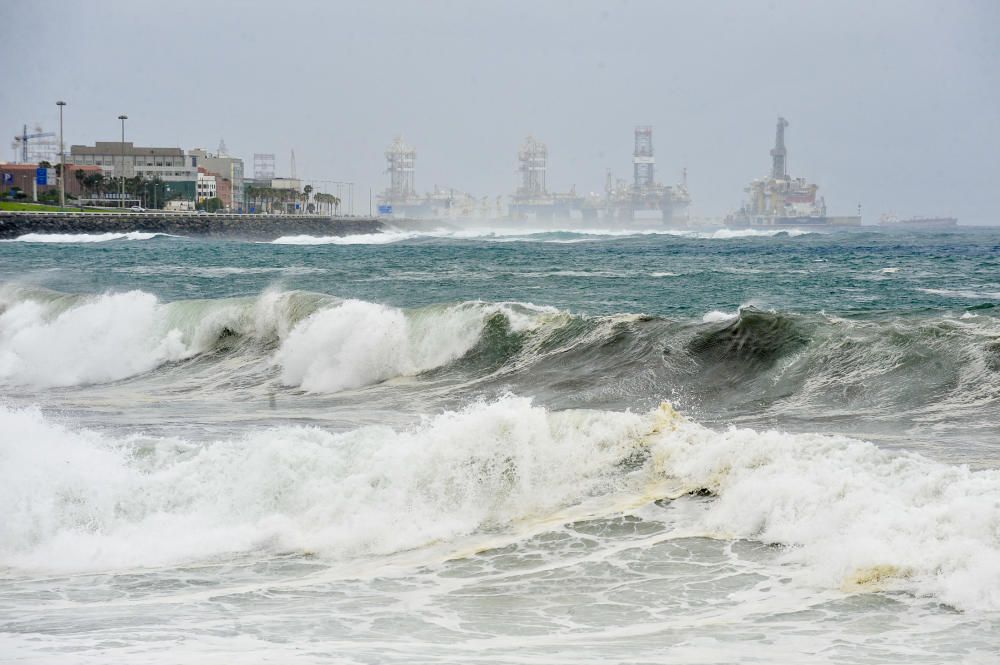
[{"xmin": 1, "ymin": 225, "xmax": 998, "ymax": 663}]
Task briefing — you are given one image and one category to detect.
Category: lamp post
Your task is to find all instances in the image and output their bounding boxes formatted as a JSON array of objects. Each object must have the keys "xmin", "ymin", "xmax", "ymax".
[
  {"xmin": 57, "ymin": 101, "xmax": 66, "ymax": 210},
  {"xmin": 118, "ymin": 114, "xmax": 128, "ymax": 208}
]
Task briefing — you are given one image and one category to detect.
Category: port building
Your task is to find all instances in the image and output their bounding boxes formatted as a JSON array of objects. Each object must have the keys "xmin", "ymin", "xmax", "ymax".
[{"xmin": 69, "ymin": 142, "xmax": 197, "ymax": 200}]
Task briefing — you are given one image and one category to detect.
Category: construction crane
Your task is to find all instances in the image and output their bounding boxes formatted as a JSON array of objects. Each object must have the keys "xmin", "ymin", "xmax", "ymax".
[{"xmin": 13, "ymin": 124, "xmax": 56, "ymax": 163}]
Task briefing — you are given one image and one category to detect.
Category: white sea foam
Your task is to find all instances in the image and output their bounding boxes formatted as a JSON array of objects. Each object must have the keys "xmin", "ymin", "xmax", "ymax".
[
  {"xmin": 0, "ymin": 288, "xmax": 317, "ymax": 388},
  {"xmin": 643, "ymin": 409, "xmax": 1000, "ymax": 611},
  {"xmin": 2, "ymin": 399, "xmax": 998, "ymax": 611},
  {"xmin": 702, "ymin": 309, "xmax": 738, "ymax": 323},
  {"xmin": 919, "ymin": 287, "xmax": 1000, "ymax": 300},
  {"xmin": 274, "ymin": 300, "xmax": 540, "ymax": 392},
  {"xmin": 0, "ymin": 291, "xmax": 192, "ymax": 387},
  {"xmin": 879, "ymin": 267, "xmax": 900, "ymax": 274},
  {"xmin": 271, "ymin": 231, "xmax": 420, "ymax": 245},
  {"xmin": 0, "ymin": 287, "xmax": 558, "ymax": 390},
  {"xmin": 269, "ymin": 226, "xmax": 817, "ymax": 245},
  {"xmin": 0, "ymin": 399, "xmax": 645, "ymax": 572},
  {"xmin": 691, "ymin": 228, "xmax": 813, "ymax": 239},
  {"xmin": 6, "ymin": 231, "xmax": 168, "ymax": 243}
]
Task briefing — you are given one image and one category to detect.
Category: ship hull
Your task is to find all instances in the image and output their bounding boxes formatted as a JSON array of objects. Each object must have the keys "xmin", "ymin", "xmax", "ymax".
[
  {"xmin": 880, "ymin": 217, "xmax": 958, "ymax": 230},
  {"xmin": 726, "ymin": 215, "xmax": 861, "ymax": 228}
]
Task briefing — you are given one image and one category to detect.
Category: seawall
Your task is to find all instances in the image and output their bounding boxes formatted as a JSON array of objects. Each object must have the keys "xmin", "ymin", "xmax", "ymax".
[{"xmin": 0, "ymin": 212, "xmax": 384, "ymax": 241}]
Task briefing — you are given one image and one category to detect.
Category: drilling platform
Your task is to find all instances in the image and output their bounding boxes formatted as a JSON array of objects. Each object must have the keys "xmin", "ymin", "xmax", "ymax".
[
  {"xmin": 601, "ymin": 126, "xmax": 691, "ymax": 224},
  {"xmin": 726, "ymin": 117, "xmax": 861, "ymax": 227},
  {"xmin": 507, "ymin": 126, "xmax": 690, "ymax": 225},
  {"xmin": 375, "ymin": 126, "xmax": 692, "ymax": 225},
  {"xmin": 376, "ymin": 137, "xmax": 492, "ymax": 220},
  {"xmin": 508, "ymin": 136, "xmax": 584, "ymax": 221}
]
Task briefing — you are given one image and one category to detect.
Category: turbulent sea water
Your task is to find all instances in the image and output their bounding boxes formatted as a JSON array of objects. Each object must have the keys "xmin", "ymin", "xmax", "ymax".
[{"xmin": 1, "ymin": 225, "xmax": 998, "ymax": 663}]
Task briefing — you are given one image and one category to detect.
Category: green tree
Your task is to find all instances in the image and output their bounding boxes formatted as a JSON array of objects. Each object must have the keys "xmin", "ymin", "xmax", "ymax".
[{"xmin": 196, "ymin": 197, "xmax": 224, "ymax": 213}]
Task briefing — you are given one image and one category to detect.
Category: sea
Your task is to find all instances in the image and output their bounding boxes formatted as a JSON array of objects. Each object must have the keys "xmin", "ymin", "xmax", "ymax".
[{"xmin": 0, "ymin": 225, "xmax": 998, "ymax": 664}]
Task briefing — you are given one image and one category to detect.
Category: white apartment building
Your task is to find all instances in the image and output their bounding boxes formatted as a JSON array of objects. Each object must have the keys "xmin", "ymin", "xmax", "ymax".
[
  {"xmin": 196, "ymin": 172, "xmax": 217, "ymax": 201},
  {"xmin": 188, "ymin": 148, "xmax": 244, "ymax": 210}
]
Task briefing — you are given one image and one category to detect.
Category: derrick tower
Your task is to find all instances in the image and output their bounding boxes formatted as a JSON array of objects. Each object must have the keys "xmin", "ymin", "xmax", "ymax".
[
  {"xmin": 253, "ymin": 153, "xmax": 275, "ymax": 180},
  {"xmin": 385, "ymin": 137, "xmax": 416, "ymax": 199},
  {"xmin": 517, "ymin": 136, "xmax": 547, "ymax": 197},
  {"xmin": 770, "ymin": 116, "xmax": 789, "ymax": 179},
  {"xmin": 632, "ymin": 125, "xmax": 655, "ymax": 190}
]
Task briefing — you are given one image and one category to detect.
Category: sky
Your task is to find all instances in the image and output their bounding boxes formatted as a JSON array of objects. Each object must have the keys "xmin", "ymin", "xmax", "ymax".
[{"xmin": 2, "ymin": 0, "xmax": 998, "ymax": 223}]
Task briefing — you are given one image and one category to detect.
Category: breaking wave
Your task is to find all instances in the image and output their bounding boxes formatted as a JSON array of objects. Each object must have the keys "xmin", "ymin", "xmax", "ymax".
[
  {"xmin": 274, "ymin": 299, "xmax": 551, "ymax": 392},
  {"xmin": 269, "ymin": 227, "xmax": 822, "ymax": 245},
  {"xmin": 5, "ymin": 231, "xmax": 171, "ymax": 243},
  {"xmin": 2, "ymin": 399, "xmax": 998, "ymax": 611},
  {"xmin": 1, "ymin": 287, "xmax": 997, "ymax": 431},
  {"xmin": 271, "ymin": 231, "xmax": 420, "ymax": 245}
]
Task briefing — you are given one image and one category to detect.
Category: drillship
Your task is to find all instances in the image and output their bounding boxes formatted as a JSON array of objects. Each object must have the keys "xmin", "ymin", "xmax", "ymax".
[{"xmin": 726, "ymin": 117, "xmax": 861, "ymax": 227}]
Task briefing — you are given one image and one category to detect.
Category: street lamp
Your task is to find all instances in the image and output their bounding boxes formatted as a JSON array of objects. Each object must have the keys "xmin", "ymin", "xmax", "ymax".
[
  {"xmin": 56, "ymin": 101, "xmax": 66, "ymax": 210},
  {"xmin": 118, "ymin": 114, "xmax": 128, "ymax": 208}
]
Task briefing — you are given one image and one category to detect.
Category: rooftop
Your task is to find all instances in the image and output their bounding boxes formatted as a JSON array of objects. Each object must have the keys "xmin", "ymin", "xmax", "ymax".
[{"xmin": 70, "ymin": 142, "xmax": 185, "ymax": 157}]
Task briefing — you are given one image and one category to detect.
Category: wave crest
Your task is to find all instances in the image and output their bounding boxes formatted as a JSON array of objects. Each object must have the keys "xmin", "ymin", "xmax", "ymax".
[{"xmin": 3, "ymin": 400, "xmax": 999, "ymax": 611}]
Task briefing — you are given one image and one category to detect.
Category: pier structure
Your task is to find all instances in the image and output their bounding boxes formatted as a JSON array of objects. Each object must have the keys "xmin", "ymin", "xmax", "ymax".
[{"xmin": 0, "ymin": 210, "xmax": 381, "ymax": 241}]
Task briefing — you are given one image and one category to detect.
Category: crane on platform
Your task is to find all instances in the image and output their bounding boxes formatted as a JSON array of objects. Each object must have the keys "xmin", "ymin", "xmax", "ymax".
[{"xmin": 12, "ymin": 124, "xmax": 57, "ymax": 163}]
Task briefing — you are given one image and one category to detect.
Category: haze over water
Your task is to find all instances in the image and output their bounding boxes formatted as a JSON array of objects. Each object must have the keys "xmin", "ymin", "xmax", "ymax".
[
  {"xmin": 1, "ymin": 226, "xmax": 999, "ymax": 663},
  {"xmin": 4, "ymin": 0, "xmax": 1000, "ymax": 662}
]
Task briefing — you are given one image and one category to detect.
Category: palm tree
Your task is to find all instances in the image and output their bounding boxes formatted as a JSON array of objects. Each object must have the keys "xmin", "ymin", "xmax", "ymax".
[{"xmin": 303, "ymin": 185, "xmax": 313, "ymax": 214}]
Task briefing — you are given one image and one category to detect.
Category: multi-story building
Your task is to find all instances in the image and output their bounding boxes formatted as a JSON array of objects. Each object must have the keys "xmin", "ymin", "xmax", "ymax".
[
  {"xmin": 196, "ymin": 168, "xmax": 217, "ymax": 202},
  {"xmin": 215, "ymin": 176, "xmax": 232, "ymax": 209},
  {"xmin": 187, "ymin": 148, "xmax": 244, "ymax": 211},
  {"xmin": 69, "ymin": 142, "xmax": 197, "ymax": 200}
]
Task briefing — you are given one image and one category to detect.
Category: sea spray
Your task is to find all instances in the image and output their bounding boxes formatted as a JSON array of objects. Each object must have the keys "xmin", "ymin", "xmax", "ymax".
[
  {"xmin": 0, "ymin": 291, "xmax": 190, "ymax": 387},
  {"xmin": 3, "ymin": 399, "xmax": 999, "ymax": 612},
  {"xmin": 0, "ymin": 399, "xmax": 647, "ymax": 571},
  {"xmin": 273, "ymin": 299, "xmax": 552, "ymax": 392}
]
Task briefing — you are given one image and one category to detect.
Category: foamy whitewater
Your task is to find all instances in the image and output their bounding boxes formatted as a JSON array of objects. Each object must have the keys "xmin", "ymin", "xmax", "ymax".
[{"xmin": 1, "ymin": 226, "xmax": 998, "ymax": 663}]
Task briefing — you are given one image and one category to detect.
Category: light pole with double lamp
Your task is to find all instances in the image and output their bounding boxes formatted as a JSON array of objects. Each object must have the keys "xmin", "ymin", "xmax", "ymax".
[
  {"xmin": 56, "ymin": 101, "xmax": 66, "ymax": 210},
  {"xmin": 118, "ymin": 114, "xmax": 128, "ymax": 208}
]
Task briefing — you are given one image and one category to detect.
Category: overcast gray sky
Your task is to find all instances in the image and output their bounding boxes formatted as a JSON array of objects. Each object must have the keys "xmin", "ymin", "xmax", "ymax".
[{"xmin": 3, "ymin": 0, "xmax": 997, "ymax": 222}]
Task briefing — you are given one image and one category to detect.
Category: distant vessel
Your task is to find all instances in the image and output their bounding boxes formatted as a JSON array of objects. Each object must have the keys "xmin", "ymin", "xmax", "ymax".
[
  {"xmin": 879, "ymin": 214, "xmax": 958, "ymax": 229},
  {"xmin": 726, "ymin": 117, "xmax": 861, "ymax": 228}
]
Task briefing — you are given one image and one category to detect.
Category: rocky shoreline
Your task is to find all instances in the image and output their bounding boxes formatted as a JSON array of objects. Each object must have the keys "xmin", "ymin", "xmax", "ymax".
[{"xmin": 0, "ymin": 212, "xmax": 384, "ymax": 241}]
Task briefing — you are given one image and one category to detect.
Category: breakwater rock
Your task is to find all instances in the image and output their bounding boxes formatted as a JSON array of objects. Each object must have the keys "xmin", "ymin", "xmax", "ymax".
[{"xmin": 0, "ymin": 212, "xmax": 384, "ymax": 241}]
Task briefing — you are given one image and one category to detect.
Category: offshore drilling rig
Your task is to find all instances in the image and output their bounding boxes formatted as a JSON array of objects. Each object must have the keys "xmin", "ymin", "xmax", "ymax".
[
  {"xmin": 508, "ymin": 126, "xmax": 690, "ymax": 224},
  {"xmin": 726, "ymin": 117, "xmax": 860, "ymax": 227},
  {"xmin": 377, "ymin": 137, "xmax": 490, "ymax": 219},
  {"xmin": 376, "ymin": 126, "xmax": 692, "ymax": 224},
  {"xmin": 508, "ymin": 136, "xmax": 584, "ymax": 220},
  {"xmin": 602, "ymin": 125, "xmax": 691, "ymax": 224}
]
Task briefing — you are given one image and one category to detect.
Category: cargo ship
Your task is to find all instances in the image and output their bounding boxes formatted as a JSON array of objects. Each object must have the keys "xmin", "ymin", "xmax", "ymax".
[
  {"xmin": 879, "ymin": 214, "xmax": 958, "ymax": 229},
  {"xmin": 726, "ymin": 117, "xmax": 861, "ymax": 228}
]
